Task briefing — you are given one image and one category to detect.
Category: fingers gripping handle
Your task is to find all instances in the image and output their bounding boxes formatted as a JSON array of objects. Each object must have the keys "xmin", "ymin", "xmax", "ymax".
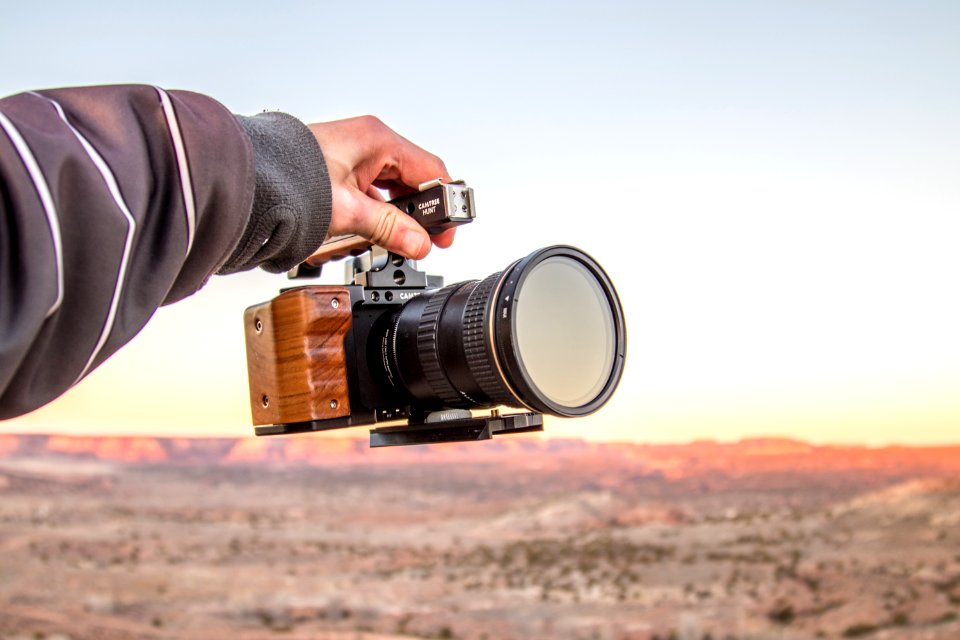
[{"xmin": 301, "ymin": 180, "xmax": 475, "ymax": 269}]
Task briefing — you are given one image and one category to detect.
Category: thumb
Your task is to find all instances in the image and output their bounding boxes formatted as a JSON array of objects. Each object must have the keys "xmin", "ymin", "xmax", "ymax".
[{"xmin": 358, "ymin": 195, "xmax": 432, "ymax": 259}]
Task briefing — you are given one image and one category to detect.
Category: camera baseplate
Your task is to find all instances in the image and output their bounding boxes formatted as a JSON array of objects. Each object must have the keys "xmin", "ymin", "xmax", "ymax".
[
  {"xmin": 369, "ymin": 410, "xmax": 543, "ymax": 447},
  {"xmin": 254, "ymin": 410, "xmax": 543, "ymax": 448}
]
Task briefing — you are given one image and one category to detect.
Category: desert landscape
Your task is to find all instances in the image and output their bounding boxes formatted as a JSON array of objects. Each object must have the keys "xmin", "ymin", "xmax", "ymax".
[{"xmin": 2, "ymin": 432, "xmax": 960, "ymax": 640}]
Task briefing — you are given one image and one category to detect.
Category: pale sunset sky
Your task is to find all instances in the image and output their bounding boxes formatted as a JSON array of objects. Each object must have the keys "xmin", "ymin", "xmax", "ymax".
[{"xmin": 2, "ymin": 1, "xmax": 958, "ymax": 444}]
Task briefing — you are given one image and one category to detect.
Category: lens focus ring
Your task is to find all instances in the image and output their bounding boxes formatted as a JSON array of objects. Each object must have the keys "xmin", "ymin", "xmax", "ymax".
[
  {"xmin": 415, "ymin": 284, "xmax": 469, "ymax": 407},
  {"xmin": 462, "ymin": 272, "xmax": 516, "ymax": 406}
]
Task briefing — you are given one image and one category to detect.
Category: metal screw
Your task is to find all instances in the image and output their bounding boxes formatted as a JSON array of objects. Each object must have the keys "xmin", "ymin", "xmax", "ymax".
[
  {"xmin": 261, "ymin": 394, "xmax": 269, "ymax": 408},
  {"xmin": 331, "ymin": 298, "xmax": 340, "ymax": 309},
  {"xmin": 330, "ymin": 399, "xmax": 338, "ymax": 409},
  {"xmin": 254, "ymin": 318, "xmax": 262, "ymax": 333}
]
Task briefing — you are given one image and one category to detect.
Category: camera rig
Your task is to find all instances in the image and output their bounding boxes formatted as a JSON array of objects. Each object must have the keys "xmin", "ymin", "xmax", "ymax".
[{"xmin": 244, "ymin": 180, "xmax": 545, "ymax": 448}]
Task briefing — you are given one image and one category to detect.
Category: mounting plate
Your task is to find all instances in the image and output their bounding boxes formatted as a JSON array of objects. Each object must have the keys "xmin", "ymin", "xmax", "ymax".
[{"xmin": 369, "ymin": 412, "xmax": 544, "ymax": 448}]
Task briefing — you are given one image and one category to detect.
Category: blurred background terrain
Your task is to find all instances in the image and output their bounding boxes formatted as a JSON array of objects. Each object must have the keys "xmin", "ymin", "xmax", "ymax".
[{"xmin": 3, "ymin": 435, "xmax": 960, "ymax": 640}]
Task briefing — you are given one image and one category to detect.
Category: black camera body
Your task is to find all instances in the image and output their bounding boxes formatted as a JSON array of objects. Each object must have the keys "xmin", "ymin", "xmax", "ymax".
[{"xmin": 246, "ymin": 250, "xmax": 545, "ymax": 447}]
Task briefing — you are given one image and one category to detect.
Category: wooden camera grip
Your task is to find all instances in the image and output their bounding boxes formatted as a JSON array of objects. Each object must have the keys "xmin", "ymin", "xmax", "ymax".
[{"xmin": 244, "ymin": 286, "xmax": 353, "ymax": 426}]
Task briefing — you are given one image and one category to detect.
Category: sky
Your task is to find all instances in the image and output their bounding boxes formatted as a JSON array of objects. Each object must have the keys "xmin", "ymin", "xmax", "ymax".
[{"xmin": 2, "ymin": 1, "xmax": 959, "ymax": 444}]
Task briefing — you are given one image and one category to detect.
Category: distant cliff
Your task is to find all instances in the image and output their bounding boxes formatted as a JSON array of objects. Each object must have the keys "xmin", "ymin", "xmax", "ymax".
[{"xmin": 2, "ymin": 432, "xmax": 960, "ymax": 478}]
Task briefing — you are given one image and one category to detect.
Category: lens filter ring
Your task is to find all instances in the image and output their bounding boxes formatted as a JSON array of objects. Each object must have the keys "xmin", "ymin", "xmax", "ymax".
[{"xmin": 492, "ymin": 246, "xmax": 626, "ymax": 417}]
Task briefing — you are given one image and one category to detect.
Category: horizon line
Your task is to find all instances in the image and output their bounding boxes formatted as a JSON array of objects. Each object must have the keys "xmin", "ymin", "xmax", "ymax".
[{"xmin": 4, "ymin": 430, "xmax": 960, "ymax": 450}]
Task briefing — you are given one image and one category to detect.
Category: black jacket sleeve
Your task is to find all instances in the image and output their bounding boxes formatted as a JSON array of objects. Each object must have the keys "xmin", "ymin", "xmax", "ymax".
[{"xmin": 0, "ymin": 85, "xmax": 331, "ymax": 419}]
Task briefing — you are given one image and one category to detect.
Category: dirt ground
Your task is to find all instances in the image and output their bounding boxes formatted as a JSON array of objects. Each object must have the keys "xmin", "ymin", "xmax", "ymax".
[{"xmin": 2, "ymin": 443, "xmax": 960, "ymax": 640}]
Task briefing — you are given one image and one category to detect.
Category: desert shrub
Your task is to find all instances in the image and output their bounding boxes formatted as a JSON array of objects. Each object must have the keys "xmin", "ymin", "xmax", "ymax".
[
  {"xmin": 842, "ymin": 623, "xmax": 878, "ymax": 637},
  {"xmin": 891, "ymin": 612, "xmax": 909, "ymax": 626},
  {"xmin": 768, "ymin": 603, "xmax": 795, "ymax": 625}
]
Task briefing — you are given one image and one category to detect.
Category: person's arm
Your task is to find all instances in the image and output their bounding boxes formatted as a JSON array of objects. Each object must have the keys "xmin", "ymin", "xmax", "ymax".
[
  {"xmin": 0, "ymin": 85, "xmax": 263, "ymax": 418},
  {"xmin": 0, "ymin": 85, "xmax": 453, "ymax": 420}
]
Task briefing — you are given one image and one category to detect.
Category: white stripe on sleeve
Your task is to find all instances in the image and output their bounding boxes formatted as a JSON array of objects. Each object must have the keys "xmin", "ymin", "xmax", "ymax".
[
  {"xmin": 27, "ymin": 93, "xmax": 139, "ymax": 384},
  {"xmin": 0, "ymin": 109, "xmax": 65, "ymax": 318},
  {"xmin": 154, "ymin": 87, "xmax": 198, "ymax": 256}
]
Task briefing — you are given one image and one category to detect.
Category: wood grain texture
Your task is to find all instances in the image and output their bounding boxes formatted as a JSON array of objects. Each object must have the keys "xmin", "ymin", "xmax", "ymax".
[
  {"xmin": 244, "ymin": 286, "xmax": 353, "ymax": 426},
  {"xmin": 304, "ymin": 235, "xmax": 373, "ymax": 267}
]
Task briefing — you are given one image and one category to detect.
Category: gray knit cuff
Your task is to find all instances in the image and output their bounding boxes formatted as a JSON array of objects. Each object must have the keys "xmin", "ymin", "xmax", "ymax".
[{"xmin": 219, "ymin": 112, "xmax": 331, "ymax": 274}]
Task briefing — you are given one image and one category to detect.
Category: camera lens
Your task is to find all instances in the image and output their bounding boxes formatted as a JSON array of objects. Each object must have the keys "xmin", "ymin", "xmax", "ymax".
[
  {"xmin": 379, "ymin": 245, "xmax": 626, "ymax": 417},
  {"xmin": 509, "ymin": 255, "xmax": 617, "ymax": 409}
]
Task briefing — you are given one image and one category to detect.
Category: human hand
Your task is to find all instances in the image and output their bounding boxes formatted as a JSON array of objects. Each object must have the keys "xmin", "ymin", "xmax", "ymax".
[{"xmin": 308, "ymin": 116, "xmax": 456, "ymax": 260}]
